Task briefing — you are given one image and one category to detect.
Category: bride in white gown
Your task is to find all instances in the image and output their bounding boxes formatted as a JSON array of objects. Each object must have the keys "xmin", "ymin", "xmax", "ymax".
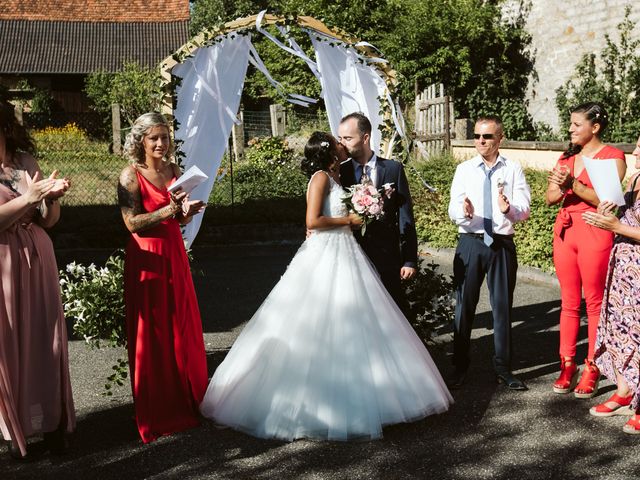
[{"xmin": 200, "ymin": 132, "xmax": 453, "ymax": 441}]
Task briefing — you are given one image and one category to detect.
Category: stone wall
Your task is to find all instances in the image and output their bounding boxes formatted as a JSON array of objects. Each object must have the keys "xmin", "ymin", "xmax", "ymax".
[
  {"xmin": 504, "ymin": 0, "xmax": 640, "ymax": 131},
  {"xmin": 452, "ymin": 140, "xmax": 638, "ymax": 177}
]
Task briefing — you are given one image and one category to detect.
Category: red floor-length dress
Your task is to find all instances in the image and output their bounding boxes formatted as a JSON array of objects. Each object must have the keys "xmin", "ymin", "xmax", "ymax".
[{"xmin": 124, "ymin": 170, "xmax": 208, "ymax": 443}]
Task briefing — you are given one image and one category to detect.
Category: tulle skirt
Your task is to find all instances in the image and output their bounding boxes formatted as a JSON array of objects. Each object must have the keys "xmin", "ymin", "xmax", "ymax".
[{"xmin": 200, "ymin": 227, "xmax": 452, "ymax": 441}]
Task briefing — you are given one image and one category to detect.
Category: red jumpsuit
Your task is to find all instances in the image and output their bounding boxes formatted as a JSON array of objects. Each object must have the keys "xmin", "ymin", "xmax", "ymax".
[{"xmin": 552, "ymin": 145, "xmax": 625, "ymax": 360}]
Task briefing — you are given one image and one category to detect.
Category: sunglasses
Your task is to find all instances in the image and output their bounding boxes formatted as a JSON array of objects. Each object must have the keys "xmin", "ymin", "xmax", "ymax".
[{"xmin": 473, "ymin": 133, "xmax": 497, "ymax": 140}]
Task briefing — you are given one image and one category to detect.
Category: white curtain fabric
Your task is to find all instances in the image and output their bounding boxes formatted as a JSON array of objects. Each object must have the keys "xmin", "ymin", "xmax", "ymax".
[
  {"xmin": 172, "ymin": 34, "xmax": 252, "ymax": 247},
  {"xmin": 171, "ymin": 26, "xmax": 406, "ymax": 245},
  {"xmin": 309, "ymin": 32, "xmax": 390, "ymax": 154}
]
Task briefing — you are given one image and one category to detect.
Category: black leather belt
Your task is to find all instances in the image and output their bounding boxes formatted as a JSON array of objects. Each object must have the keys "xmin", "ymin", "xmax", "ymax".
[{"xmin": 460, "ymin": 233, "xmax": 514, "ymax": 239}]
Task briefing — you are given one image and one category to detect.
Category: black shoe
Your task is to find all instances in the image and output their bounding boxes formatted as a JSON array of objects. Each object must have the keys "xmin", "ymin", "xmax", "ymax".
[
  {"xmin": 5, "ymin": 440, "xmax": 46, "ymax": 462},
  {"xmin": 44, "ymin": 428, "xmax": 69, "ymax": 455},
  {"xmin": 496, "ymin": 372, "xmax": 528, "ymax": 391},
  {"xmin": 446, "ymin": 369, "xmax": 467, "ymax": 389}
]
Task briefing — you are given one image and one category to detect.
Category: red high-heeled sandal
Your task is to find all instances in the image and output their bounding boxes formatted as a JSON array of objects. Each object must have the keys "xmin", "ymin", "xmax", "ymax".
[
  {"xmin": 623, "ymin": 415, "xmax": 640, "ymax": 435},
  {"xmin": 574, "ymin": 360, "xmax": 600, "ymax": 399},
  {"xmin": 589, "ymin": 393, "xmax": 633, "ymax": 417},
  {"xmin": 553, "ymin": 357, "xmax": 578, "ymax": 394}
]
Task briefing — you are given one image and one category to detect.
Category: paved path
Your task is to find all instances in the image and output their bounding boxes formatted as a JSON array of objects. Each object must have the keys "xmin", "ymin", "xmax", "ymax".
[{"xmin": 2, "ymin": 244, "xmax": 639, "ymax": 479}]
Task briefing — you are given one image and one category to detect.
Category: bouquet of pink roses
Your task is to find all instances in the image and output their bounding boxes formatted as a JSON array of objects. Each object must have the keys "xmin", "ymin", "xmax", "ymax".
[{"xmin": 342, "ymin": 183, "xmax": 388, "ymax": 235}]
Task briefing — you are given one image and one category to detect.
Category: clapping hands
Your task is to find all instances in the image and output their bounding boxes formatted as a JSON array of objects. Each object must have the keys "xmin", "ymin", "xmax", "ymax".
[
  {"xmin": 548, "ymin": 165, "xmax": 572, "ymax": 189},
  {"xmin": 24, "ymin": 170, "xmax": 70, "ymax": 205},
  {"xmin": 462, "ymin": 196, "xmax": 474, "ymax": 218},
  {"xmin": 497, "ymin": 186, "xmax": 510, "ymax": 214}
]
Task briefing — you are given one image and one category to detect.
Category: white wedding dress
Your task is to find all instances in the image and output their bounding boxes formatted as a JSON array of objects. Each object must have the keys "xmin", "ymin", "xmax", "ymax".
[{"xmin": 200, "ymin": 172, "xmax": 453, "ymax": 441}]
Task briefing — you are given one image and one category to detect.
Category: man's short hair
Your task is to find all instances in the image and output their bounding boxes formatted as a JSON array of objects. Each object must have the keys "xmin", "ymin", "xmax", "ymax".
[
  {"xmin": 475, "ymin": 115, "xmax": 503, "ymax": 134},
  {"xmin": 340, "ymin": 112, "xmax": 372, "ymax": 136}
]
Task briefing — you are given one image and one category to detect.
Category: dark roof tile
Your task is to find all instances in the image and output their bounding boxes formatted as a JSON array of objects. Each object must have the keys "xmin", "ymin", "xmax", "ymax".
[{"xmin": 0, "ymin": 20, "xmax": 189, "ymax": 74}]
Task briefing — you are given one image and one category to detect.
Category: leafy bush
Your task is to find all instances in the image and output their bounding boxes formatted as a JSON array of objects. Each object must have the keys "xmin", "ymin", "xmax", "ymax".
[
  {"xmin": 513, "ymin": 169, "xmax": 558, "ymax": 271},
  {"xmin": 210, "ymin": 136, "xmax": 308, "ymax": 212},
  {"xmin": 405, "ymin": 262, "xmax": 455, "ymax": 344},
  {"xmin": 409, "ymin": 154, "xmax": 460, "ymax": 248},
  {"xmin": 409, "ymin": 152, "xmax": 558, "ymax": 272},
  {"xmin": 85, "ymin": 61, "xmax": 163, "ymax": 127},
  {"xmin": 59, "ymin": 251, "xmax": 128, "ymax": 395}
]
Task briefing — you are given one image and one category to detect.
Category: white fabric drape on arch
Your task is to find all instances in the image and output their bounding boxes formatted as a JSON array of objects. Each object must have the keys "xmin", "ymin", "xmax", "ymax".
[
  {"xmin": 171, "ymin": 26, "xmax": 406, "ymax": 246},
  {"xmin": 172, "ymin": 34, "xmax": 252, "ymax": 247},
  {"xmin": 309, "ymin": 32, "xmax": 389, "ymax": 154}
]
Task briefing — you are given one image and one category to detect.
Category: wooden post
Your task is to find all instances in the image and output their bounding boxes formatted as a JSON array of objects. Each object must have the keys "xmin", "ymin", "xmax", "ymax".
[
  {"xmin": 13, "ymin": 103, "xmax": 23, "ymax": 125},
  {"xmin": 231, "ymin": 110, "xmax": 245, "ymax": 162},
  {"xmin": 111, "ymin": 104, "xmax": 122, "ymax": 155},
  {"xmin": 269, "ymin": 104, "xmax": 286, "ymax": 137},
  {"xmin": 443, "ymin": 95, "xmax": 451, "ymax": 150},
  {"xmin": 455, "ymin": 118, "xmax": 474, "ymax": 140}
]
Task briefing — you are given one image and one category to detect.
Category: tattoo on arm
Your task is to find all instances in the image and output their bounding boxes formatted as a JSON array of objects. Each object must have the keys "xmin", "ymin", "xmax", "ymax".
[{"xmin": 118, "ymin": 168, "xmax": 174, "ymax": 233}]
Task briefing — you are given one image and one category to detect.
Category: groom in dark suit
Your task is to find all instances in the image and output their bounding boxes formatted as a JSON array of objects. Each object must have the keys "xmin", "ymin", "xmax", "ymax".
[{"xmin": 338, "ymin": 112, "xmax": 418, "ymax": 312}]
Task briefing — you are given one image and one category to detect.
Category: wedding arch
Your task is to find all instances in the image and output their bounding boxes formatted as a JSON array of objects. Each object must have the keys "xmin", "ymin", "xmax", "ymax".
[{"xmin": 160, "ymin": 11, "xmax": 407, "ymax": 246}]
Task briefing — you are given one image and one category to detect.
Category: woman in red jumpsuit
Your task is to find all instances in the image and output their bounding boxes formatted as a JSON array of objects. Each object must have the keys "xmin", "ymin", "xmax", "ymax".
[{"xmin": 546, "ymin": 102, "xmax": 626, "ymax": 398}]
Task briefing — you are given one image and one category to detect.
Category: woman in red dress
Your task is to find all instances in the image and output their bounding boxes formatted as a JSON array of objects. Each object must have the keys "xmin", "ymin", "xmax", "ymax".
[
  {"xmin": 546, "ymin": 102, "xmax": 626, "ymax": 398},
  {"xmin": 117, "ymin": 112, "xmax": 208, "ymax": 443}
]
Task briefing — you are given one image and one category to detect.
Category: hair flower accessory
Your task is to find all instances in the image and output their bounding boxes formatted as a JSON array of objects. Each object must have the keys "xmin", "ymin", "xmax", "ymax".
[{"xmin": 320, "ymin": 141, "xmax": 329, "ymax": 148}]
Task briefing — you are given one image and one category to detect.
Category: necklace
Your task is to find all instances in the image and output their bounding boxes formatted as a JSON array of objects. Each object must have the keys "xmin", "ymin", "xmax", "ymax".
[{"xmin": 145, "ymin": 161, "xmax": 165, "ymax": 173}]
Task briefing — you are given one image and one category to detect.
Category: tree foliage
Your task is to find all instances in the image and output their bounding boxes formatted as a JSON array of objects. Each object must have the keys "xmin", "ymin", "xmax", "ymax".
[
  {"xmin": 556, "ymin": 5, "xmax": 640, "ymax": 143},
  {"xmin": 189, "ymin": 0, "xmax": 536, "ymax": 138},
  {"xmin": 84, "ymin": 62, "xmax": 164, "ymax": 126}
]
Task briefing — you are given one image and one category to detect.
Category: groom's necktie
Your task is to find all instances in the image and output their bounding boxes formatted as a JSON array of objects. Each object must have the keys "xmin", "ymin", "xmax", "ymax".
[
  {"xmin": 358, "ymin": 165, "xmax": 371, "ymax": 184},
  {"xmin": 482, "ymin": 164, "xmax": 494, "ymax": 247}
]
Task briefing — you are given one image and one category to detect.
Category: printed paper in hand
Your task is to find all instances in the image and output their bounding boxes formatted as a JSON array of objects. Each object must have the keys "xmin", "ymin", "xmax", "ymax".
[
  {"xmin": 167, "ymin": 165, "xmax": 208, "ymax": 194},
  {"xmin": 582, "ymin": 156, "xmax": 625, "ymax": 206}
]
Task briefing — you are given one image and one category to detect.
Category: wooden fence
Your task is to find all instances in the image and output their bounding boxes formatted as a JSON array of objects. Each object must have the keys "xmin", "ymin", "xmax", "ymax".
[{"xmin": 414, "ymin": 83, "xmax": 454, "ymax": 158}]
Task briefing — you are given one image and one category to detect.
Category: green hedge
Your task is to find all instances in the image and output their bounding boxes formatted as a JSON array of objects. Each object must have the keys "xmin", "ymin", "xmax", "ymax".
[{"xmin": 409, "ymin": 153, "xmax": 558, "ymax": 272}]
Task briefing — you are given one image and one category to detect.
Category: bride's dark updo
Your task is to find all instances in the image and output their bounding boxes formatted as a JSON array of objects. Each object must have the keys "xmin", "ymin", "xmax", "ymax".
[{"xmin": 300, "ymin": 131, "xmax": 337, "ymax": 178}]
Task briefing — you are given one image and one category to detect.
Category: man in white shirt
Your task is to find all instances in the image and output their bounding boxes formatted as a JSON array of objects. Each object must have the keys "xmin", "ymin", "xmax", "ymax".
[{"xmin": 447, "ymin": 115, "xmax": 531, "ymax": 390}]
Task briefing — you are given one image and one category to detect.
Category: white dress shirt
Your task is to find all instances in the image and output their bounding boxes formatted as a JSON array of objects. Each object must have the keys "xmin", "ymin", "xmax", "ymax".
[
  {"xmin": 448, "ymin": 154, "xmax": 530, "ymax": 235},
  {"xmin": 352, "ymin": 154, "xmax": 378, "ymax": 186}
]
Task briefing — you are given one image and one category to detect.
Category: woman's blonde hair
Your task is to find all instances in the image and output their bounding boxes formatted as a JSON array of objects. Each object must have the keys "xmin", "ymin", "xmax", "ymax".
[{"xmin": 123, "ymin": 112, "xmax": 174, "ymax": 164}]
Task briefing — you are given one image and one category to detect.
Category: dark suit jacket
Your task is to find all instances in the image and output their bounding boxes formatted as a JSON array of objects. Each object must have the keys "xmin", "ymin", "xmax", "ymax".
[{"xmin": 340, "ymin": 157, "xmax": 418, "ymax": 279}]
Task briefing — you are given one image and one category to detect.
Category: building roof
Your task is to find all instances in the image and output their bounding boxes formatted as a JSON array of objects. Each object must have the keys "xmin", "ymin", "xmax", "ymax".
[
  {"xmin": 0, "ymin": 19, "xmax": 190, "ymax": 74},
  {"xmin": 0, "ymin": 0, "xmax": 189, "ymax": 23}
]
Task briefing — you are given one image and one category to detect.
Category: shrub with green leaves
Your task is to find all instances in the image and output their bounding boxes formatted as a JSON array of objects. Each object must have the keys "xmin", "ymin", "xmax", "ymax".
[
  {"xmin": 59, "ymin": 251, "xmax": 128, "ymax": 395},
  {"xmin": 409, "ymin": 152, "xmax": 558, "ymax": 272},
  {"xmin": 209, "ymin": 136, "xmax": 308, "ymax": 214},
  {"xmin": 405, "ymin": 262, "xmax": 455, "ymax": 344},
  {"xmin": 85, "ymin": 61, "xmax": 163, "ymax": 127}
]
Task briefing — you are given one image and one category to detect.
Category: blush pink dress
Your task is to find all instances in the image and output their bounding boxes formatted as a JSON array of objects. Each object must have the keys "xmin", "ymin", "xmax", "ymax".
[{"xmin": 0, "ymin": 181, "xmax": 75, "ymax": 457}]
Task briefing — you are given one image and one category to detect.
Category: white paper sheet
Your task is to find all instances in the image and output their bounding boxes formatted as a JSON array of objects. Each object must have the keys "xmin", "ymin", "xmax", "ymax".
[
  {"xmin": 168, "ymin": 165, "xmax": 209, "ymax": 194},
  {"xmin": 582, "ymin": 156, "xmax": 625, "ymax": 206}
]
